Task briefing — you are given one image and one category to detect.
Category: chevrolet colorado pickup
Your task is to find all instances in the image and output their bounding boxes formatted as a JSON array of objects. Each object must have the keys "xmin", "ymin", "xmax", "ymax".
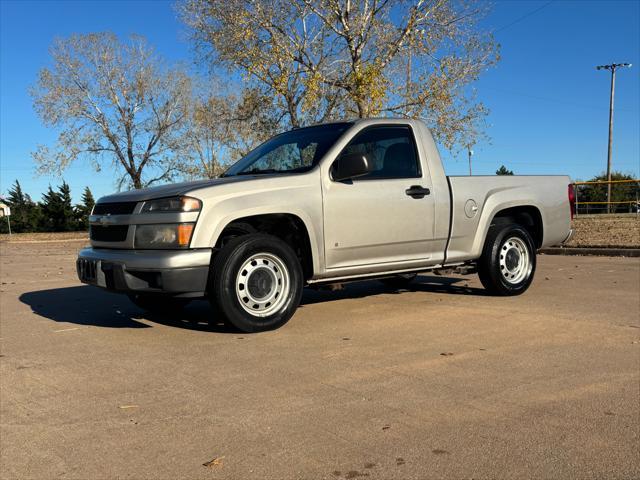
[{"xmin": 77, "ymin": 118, "xmax": 574, "ymax": 332}]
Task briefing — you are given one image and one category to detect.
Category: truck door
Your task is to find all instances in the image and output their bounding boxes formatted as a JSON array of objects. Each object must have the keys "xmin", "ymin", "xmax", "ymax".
[{"xmin": 322, "ymin": 125, "xmax": 437, "ymax": 270}]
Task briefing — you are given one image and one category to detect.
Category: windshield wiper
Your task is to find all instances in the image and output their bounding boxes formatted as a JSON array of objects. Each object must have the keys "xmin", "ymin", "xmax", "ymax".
[{"xmin": 235, "ymin": 168, "xmax": 280, "ymax": 175}]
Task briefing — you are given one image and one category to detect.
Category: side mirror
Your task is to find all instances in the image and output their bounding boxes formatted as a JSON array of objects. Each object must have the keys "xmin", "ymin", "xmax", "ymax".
[{"xmin": 331, "ymin": 153, "xmax": 372, "ymax": 182}]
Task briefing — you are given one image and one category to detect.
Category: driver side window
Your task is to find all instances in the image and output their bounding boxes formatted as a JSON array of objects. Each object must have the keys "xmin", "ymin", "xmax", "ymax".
[{"xmin": 338, "ymin": 126, "xmax": 421, "ymax": 179}]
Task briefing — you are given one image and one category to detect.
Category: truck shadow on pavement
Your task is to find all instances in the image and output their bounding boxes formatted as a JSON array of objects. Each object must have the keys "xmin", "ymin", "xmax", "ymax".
[
  {"xmin": 301, "ymin": 275, "xmax": 485, "ymax": 305},
  {"xmin": 19, "ymin": 286, "xmax": 236, "ymax": 332},
  {"xmin": 20, "ymin": 275, "xmax": 484, "ymax": 331}
]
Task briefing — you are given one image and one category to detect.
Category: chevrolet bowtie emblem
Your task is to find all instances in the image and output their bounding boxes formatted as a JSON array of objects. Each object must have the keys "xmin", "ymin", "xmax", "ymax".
[{"xmin": 99, "ymin": 215, "xmax": 116, "ymax": 225}]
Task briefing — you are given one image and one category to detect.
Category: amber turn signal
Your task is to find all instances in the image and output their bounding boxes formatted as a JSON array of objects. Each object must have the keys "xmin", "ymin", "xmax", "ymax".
[{"xmin": 177, "ymin": 223, "xmax": 195, "ymax": 247}]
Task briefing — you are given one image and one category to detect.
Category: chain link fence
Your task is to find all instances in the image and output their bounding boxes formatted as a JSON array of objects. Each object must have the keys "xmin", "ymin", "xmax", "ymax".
[{"xmin": 574, "ymin": 179, "xmax": 639, "ymax": 216}]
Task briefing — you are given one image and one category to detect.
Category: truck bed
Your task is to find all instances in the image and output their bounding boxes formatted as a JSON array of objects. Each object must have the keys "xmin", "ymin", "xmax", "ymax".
[{"xmin": 445, "ymin": 175, "xmax": 571, "ymax": 263}]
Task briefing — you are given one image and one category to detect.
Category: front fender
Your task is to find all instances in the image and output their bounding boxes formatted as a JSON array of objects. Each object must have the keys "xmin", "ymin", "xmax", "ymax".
[{"xmin": 187, "ymin": 175, "xmax": 324, "ymax": 276}]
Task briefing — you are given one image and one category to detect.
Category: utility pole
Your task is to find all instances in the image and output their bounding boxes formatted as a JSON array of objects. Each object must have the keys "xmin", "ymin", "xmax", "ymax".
[
  {"xmin": 467, "ymin": 146, "xmax": 473, "ymax": 175},
  {"xmin": 596, "ymin": 62, "xmax": 632, "ymax": 213}
]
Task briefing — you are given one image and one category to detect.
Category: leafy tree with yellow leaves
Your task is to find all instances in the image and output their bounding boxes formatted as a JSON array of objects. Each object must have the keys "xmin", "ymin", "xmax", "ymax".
[
  {"xmin": 181, "ymin": 89, "xmax": 280, "ymax": 179},
  {"xmin": 180, "ymin": 0, "xmax": 499, "ymax": 151}
]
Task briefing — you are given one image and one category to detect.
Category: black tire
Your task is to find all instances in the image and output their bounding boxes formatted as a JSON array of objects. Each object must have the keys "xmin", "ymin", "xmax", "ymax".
[
  {"xmin": 127, "ymin": 294, "xmax": 191, "ymax": 314},
  {"xmin": 208, "ymin": 222, "xmax": 257, "ymax": 326},
  {"xmin": 210, "ymin": 234, "xmax": 303, "ymax": 333},
  {"xmin": 477, "ymin": 223, "xmax": 536, "ymax": 296},
  {"xmin": 379, "ymin": 273, "xmax": 417, "ymax": 289}
]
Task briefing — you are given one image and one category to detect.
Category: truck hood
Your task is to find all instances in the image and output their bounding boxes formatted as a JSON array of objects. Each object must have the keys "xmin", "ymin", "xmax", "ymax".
[{"xmin": 96, "ymin": 176, "xmax": 253, "ymax": 203}]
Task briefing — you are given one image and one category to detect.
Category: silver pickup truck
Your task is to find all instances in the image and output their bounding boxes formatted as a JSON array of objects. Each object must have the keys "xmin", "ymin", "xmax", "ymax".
[{"xmin": 77, "ymin": 118, "xmax": 573, "ymax": 332}]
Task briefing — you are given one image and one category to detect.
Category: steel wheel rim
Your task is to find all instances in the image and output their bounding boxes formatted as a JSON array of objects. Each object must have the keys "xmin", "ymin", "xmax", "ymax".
[
  {"xmin": 236, "ymin": 252, "xmax": 290, "ymax": 317},
  {"xmin": 499, "ymin": 236, "xmax": 531, "ymax": 284}
]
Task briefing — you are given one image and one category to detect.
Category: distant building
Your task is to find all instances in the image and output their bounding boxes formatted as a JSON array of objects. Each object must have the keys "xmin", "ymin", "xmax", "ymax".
[{"xmin": 0, "ymin": 203, "xmax": 10, "ymax": 217}]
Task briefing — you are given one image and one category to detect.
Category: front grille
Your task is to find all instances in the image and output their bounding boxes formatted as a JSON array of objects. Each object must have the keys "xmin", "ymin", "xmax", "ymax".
[
  {"xmin": 90, "ymin": 225, "xmax": 129, "ymax": 242},
  {"xmin": 93, "ymin": 202, "xmax": 137, "ymax": 215}
]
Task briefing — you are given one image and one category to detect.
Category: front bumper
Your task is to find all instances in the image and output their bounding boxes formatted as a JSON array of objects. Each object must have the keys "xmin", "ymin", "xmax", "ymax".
[{"xmin": 76, "ymin": 247, "xmax": 213, "ymax": 297}]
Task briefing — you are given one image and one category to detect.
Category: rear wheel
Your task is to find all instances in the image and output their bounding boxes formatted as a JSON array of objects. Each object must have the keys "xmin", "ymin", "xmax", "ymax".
[
  {"xmin": 477, "ymin": 224, "xmax": 536, "ymax": 296},
  {"xmin": 210, "ymin": 234, "xmax": 303, "ymax": 332}
]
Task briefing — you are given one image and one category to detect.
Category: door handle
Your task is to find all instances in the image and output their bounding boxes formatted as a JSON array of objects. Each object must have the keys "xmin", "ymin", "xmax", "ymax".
[{"xmin": 405, "ymin": 185, "xmax": 431, "ymax": 199}]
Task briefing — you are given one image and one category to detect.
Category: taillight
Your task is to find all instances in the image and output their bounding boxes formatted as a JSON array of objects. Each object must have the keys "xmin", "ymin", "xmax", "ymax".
[{"xmin": 568, "ymin": 184, "xmax": 576, "ymax": 220}]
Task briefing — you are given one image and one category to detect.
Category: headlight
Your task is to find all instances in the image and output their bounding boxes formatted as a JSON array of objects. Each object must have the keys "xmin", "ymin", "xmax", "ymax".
[
  {"xmin": 135, "ymin": 223, "xmax": 195, "ymax": 249},
  {"xmin": 141, "ymin": 196, "xmax": 201, "ymax": 213}
]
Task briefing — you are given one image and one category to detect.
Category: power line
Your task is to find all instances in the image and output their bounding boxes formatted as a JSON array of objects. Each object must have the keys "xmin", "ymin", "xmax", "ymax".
[
  {"xmin": 494, "ymin": 0, "xmax": 555, "ymax": 33},
  {"xmin": 482, "ymin": 86, "xmax": 636, "ymax": 112}
]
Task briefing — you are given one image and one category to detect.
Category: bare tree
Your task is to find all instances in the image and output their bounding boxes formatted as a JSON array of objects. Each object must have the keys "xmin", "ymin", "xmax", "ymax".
[
  {"xmin": 182, "ymin": 96, "xmax": 229, "ymax": 179},
  {"xmin": 180, "ymin": 0, "xmax": 499, "ymax": 151},
  {"xmin": 31, "ymin": 32, "xmax": 192, "ymax": 189}
]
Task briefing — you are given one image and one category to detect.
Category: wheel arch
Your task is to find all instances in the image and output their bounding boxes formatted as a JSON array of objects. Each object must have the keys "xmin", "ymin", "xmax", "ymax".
[
  {"xmin": 213, "ymin": 212, "xmax": 316, "ymax": 280},
  {"xmin": 471, "ymin": 201, "xmax": 545, "ymax": 259},
  {"xmin": 490, "ymin": 205, "xmax": 544, "ymax": 248}
]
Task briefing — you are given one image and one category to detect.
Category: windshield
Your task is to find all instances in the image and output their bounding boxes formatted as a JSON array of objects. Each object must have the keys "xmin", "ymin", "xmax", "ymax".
[{"xmin": 223, "ymin": 122, "xmax": 353, "ymax": 176}]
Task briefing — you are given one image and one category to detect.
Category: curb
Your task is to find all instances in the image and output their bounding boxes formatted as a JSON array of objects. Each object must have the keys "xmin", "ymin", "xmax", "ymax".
[
  {"xmin": 540, "ymin": 247, "xmax": 640, "ymax": 258},
  {"xmin": 1, "ymin": 238, "xmax": 88, "ymax": 244}
]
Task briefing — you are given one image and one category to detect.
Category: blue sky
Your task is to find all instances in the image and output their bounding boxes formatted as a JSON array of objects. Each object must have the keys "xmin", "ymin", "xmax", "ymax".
[{"xmin": 1, "ymin": 0, "xmax": 638, "ymax": 202}]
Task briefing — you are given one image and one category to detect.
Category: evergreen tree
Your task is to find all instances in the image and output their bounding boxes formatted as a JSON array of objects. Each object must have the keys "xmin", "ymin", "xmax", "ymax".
[
  {"xmin": 496, "ymin": 165, "xmax": 514, "ymax": 175},
  {"xmin": 1, "ymin": 180, "xmax": 41, "ymax": 233},
  {"xmin": 41, "ymin": 185, "xmax": 61, "ymax": 232},
  {"xmin": 7, "ymin": 180, "xmax": 25, "ymax": 204},
  {"xmin": 75, "ymin": 187, "xmax": 95, "ymax": 230},
  {"xmin": 41, "ymin": 181, "xmax": 75, "ymax": 232},
  {"xmin": 58, "ymin": 182, "xmax": 75, "ymax": 231}
]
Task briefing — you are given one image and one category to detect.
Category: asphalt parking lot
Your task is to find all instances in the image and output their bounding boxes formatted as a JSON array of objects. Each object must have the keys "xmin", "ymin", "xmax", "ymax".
[{"xmin": 1, "ymin": 241, "xmax": 638, "ymax": 479}]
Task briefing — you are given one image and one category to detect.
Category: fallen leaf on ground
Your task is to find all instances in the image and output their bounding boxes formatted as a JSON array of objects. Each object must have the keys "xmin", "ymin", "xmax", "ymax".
[
  {"xmin": 203, "ymin": 456, "xmax": 224, "ymax": 468},
  {"xmin": 432, "ymin": 449, "xmax": 450, "ymax": 455}
]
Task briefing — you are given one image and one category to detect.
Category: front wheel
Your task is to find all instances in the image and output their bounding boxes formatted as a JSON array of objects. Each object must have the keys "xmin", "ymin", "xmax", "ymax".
[
  {"xmin": 477, "ymin": 224, "xmax": 536, "ymax": 296},
  {"xmin": 210, "ymin": 234, "xmax": 303, "ymax": 332}
]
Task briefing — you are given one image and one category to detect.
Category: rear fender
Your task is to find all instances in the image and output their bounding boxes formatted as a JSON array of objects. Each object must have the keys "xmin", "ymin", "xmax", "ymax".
[
  {"xmin": 447, "ymin": 183, "xmax": 546, "ymax": 262},
  {"xmin": 472, "ymin": 197, "xmax": 545, "ymax": 258}
]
